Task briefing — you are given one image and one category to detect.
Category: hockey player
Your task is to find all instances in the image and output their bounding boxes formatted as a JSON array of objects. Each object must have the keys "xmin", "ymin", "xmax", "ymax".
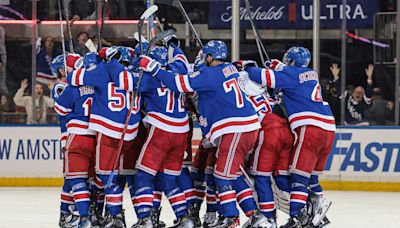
[
  {"xmin": 244, "ymin": 47, "xmax": 336, "ymax": 228},
  {"xmin": 67, "ymin": 50, "xmax": 141, "ymax": 227},
  {"xmin": 54, "ymin": 54, "xmax": 97, "ymax": 228},
  {"xmin": 50, "ymin": 55, "xmax": 77, "ymax": 228},
  {"xmin": 138, "ymin": 40, "xmax": 261, "ymax": 227},
  {"xmin": 131, "ymin": 45, "xmax": 194, "ymax": 228}
]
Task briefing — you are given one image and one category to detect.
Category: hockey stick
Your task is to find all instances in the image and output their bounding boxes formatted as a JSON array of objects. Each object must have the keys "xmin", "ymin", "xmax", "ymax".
[
  {"xmin": 138, "ymin": 5, "xmax": 159, "ymax": 54},
  {"xmin": 243, "ymin": 0, "xmax": 270, "ymax": 62},
  {"xmin": 105, "ymin": 8, "xmax": 162, "ymax": 189},
  {"xmin": 99, "ymin": 0, "xmax": 109, "ymax": 50},
  {"xmin": 57, "ymin": 0, "xmax": 68, "ymax": 73},
  {"xmin": 154, "ymin": 0, "xmax": 203, "ymax": 47},
  {"xmin": 61, "ymin": 0, "xmax": 74, "ymax": 53},
  {"xmin": 85, "ymin": 39, "xmax": 97, "ymax": 52}
]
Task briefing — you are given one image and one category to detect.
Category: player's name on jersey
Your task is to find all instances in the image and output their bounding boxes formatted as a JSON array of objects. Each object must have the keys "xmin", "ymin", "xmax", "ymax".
[{"xmin": 0, "ymin": 138, "xmax": 63, "ymax": 160}]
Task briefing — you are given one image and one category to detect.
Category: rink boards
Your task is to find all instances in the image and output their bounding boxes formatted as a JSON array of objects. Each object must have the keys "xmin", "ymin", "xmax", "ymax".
[{"xmin": 0, "ymin": 125, "xmax": 399, "ymax": 191}]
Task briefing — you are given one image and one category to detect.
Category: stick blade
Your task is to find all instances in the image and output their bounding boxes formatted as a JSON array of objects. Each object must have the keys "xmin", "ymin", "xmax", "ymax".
[
  {"xmin": 133, "ymin": 32, "xmax": 148, "ymax": 43},
  {"xmin": 140, "ymin": 5, "xmax": 158, "ymax": 20},
  {"xmin": 85, "ymin": 39, "xmax": 97, "ymax": 52}
]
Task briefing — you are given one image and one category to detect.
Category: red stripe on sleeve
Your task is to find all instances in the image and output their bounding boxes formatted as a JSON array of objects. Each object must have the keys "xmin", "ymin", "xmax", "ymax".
[{"xmin": 179, "ymin": 75, "xmax": 189, "ymax": 92}]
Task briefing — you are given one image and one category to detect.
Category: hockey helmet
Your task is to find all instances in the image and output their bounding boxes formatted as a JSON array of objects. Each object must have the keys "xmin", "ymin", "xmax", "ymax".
[
  {"xmin": 148, "ymin": 45, "xmax": 168, "ymax": 66},
  {"xmin": 50, "ymin": 54, "xmax": 66, "ymax": 78},
  {"xmin": 282, "ymin": 46, "xmax": 311, "ymax": 68},
  {"xmin": 202, "ymin": 40, "xmax": 228, "ymax": 61}
]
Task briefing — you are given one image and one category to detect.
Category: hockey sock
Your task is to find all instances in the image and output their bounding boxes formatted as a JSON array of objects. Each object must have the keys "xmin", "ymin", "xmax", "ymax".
[
  {"xmin": 133, "ymin": 170, "xmax": 155, "ymax": 219},
  {"xmin": 205, "ymin": 172, "xmax": 218, "ymax": 212},
  {"xmin": 125, "ymin": 174, "xmax": 137, "ymax": 211},
  {"xmin": 274, "ymin": 174, "xmax": 291, "ymax": 193},
  {"xmin": 234, "ymin": 175, "xmax": 257, "ymax": 217},
  {"xmin": 254, "ymin": 175, "xmax": 275, "ymax": 218},
  {"xmin": 153, "ymin": 173, "xmax": 163, "ymax": 209},
  {"xmin": 191, "ymin": 170, "xmax": 206, "ymax": 205},
  {"xmin": 60, "ymin": 181, "xmax": 74, "ymax": 215},
  {"xmin": 98, "ymin": 174, "xmax": 124, "ymax": 216},
  {"xmin": 70, "ymin": 178, "xmax": 91, "ymax": 217},
  {"xmin": 309, "ymin": 175, "xmax": 323, "ymax": 196},
  {"xmin": 158, "ymin": 172, "xmax": 188, "ymax": 219},
  {"xmin": 214, "ymin": 177, "xmax": 239, "ymax": 218},
  {"xmin": 94, "ymin": 175, "xmax": 105, "ymax": 214},
  {"xmin": 178, "ymin": 167, "xmax": 196, "ymax": 206},
  {"xmin": 289, "ymin": 173, "xmax": 310, "ymax": 217}
]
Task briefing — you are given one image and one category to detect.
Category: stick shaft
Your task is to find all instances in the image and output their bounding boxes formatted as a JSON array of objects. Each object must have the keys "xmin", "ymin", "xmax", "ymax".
[{"xmin": 57, "ymin": 0, "xmax": 67, "ymax": 72}]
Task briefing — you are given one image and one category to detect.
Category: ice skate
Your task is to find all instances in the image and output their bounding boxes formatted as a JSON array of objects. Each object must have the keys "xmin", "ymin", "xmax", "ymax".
[
  {"xmin": 89, "ymin": 204, "xmax": 103, "ymax": 228},
  {"xmin": 279, "ymin": 217, "xmax": 301, "ymax": 228},
  {"xmin": 151, "ymin": 207, "xmax": 166, "ymax": 228},
  {"xmin": 310, "ymin": 195, "xmax": 332, "ymax": 226},
  {"xmin": 202, "ymin": 212, "xmax": 218, "ymax": 228},
  {"xmin": 78, "ymin": 216, "xmax": 92, "ymax": 228},
  {"xmin": 63, "ymin": 211, "xmax": 80, "ymax": 228},
  {"xmin": 131, "ymin": 216, "xmax": 153, "ymax": 228},
  {"xmin": 104, "ymin": 212, "xmax": 126, "ymax": 228},
  {"xmin": 188, "ymin": 203, "xmax": 202, "ymax": 227},
  {"xmin": 169, "ymin": 215, "xmax": 195, "ymax": 228},
  {"xmin": 243, "ymin": 211, "xmax": 276, "ymax": 228},
  {"xmin": 212, "ymin": 215, "xmax": 239, "ymax": 228}
]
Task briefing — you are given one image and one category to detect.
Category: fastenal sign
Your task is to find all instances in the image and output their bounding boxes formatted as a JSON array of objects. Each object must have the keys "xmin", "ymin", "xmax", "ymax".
[{"xmin": 208, "ymin": 0, "xmax": 379, "ymax": 29}]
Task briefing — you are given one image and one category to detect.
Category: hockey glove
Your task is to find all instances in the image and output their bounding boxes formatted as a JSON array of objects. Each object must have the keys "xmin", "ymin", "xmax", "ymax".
[
  {"xmin": 163, "ymin": 34, "xmax": 180, "ymax": 47},
  {"xmin": 233, "ymin": 60, "xmax": 258, "ymax": 71},
  {"xmin": 264, "ymin": 59, "xmax": 286, "ymax": 71},
  {"xmin": 139, "ymin": 56, "xmax": 161, "ymax": 76}
]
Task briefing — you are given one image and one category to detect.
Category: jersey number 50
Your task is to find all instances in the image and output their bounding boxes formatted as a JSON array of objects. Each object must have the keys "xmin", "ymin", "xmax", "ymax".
[
  {"xmin": 223, "ymin": 78, "xmax": 244, "ymax": 108},
  {"xmin": 108, "ymin": 83, "xmax": 140, "ymax": 114}
]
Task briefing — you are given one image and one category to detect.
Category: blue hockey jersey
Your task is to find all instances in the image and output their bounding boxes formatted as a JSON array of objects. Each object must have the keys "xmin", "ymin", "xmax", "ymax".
[
  {"xmin": 67, "ymin": 60, "xmax": 141, "ymax": 141},
  {"xmin": 51, "ymin": 82, "xmax": 68, "ymax": 147},
  {"xmin": 248, "ymin": 93, "xmax": 274, "ymax": 123},
  {"xmin": 54, "ymin": 84, "xmax": 96, "ymax": 136},
  {"xmin": 139, "ymin": 49, "xmax": 190, "ymax": 133},
  {"xmin": 245, "ymin": 66, "xmax": 336, "ymax": 132},
  {"xmin": 153, "ymin": 63, "xmax": 261, "ymax": 144}
]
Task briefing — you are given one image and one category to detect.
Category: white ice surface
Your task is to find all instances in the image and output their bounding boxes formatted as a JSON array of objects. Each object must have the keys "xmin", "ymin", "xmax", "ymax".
[{"xmin": 0, "ymin": 188, "xmax": 399, "ymax": 228}]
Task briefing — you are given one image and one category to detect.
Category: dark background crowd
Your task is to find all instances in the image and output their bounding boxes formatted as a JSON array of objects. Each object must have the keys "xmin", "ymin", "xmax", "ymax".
[{"xmin": 0, "ymin": 0, "xmax": 398, "ymax": 125}]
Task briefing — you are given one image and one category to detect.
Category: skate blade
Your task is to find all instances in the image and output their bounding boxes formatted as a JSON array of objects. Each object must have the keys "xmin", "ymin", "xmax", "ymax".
[{"xmin": 312, "ymin": 200, "xmax": 332, "ymax": 226}]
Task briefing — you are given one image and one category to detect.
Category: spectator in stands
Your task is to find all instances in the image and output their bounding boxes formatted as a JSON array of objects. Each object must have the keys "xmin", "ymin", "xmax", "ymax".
[
  {"xmin": 69, "ymin": 0, "xmax": 96, "ymax": 20},
  {"xmin": 0, "ymin": 94, "xmax": 11, "ymax": 112},
  {"xmin": 36, "ymin": 36, "xmax": 60, "ymax": 84},
  {"xmin": 90, "ymin": 34, "xmax": 113, "ymax": 51},
  {"xmin": 365, "ymin": 88, "xmax": 394, "ymax": 125},
  {"xmin": 0, "ymin": 26, "xmax": 8, "ymax": 95},
  {"xmin": 13, "ymin": 79, "xmax": 54, "ymax": 124},
  {"xmin": 72, "ymin": 31, "xmax": 90, "ymax": 56},
  {"xmin": 331, "ymin": 63, "xmax": 373, "ymax": 125}
]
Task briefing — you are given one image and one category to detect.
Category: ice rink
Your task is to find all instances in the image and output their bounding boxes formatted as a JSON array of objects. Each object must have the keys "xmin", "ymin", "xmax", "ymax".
[{"xmin": 0, "ymin": 188, "xmax": 399, "ymax": 228}]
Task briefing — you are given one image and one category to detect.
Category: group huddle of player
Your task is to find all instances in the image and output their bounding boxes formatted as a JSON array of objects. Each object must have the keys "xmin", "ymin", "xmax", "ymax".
[{"xmin": 50, "ymin": 33, "xmax": 335, "ymax": 228}]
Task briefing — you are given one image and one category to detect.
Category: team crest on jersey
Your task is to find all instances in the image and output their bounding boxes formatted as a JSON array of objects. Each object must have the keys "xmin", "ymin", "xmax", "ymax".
[
  {"xmin": 199, "ymin": 115, "xmax": 208, "ymax": 127},
  {"xmin": 222, "ymin": 65, "xmax": 238, "ymax": 78},
  {"xmin": 86, "ymin": 64, "xmax": 97, "ymax": 71},
  {"xmin": 190, "ymin": 71, "xmax": 200, "ymax": 78}
]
